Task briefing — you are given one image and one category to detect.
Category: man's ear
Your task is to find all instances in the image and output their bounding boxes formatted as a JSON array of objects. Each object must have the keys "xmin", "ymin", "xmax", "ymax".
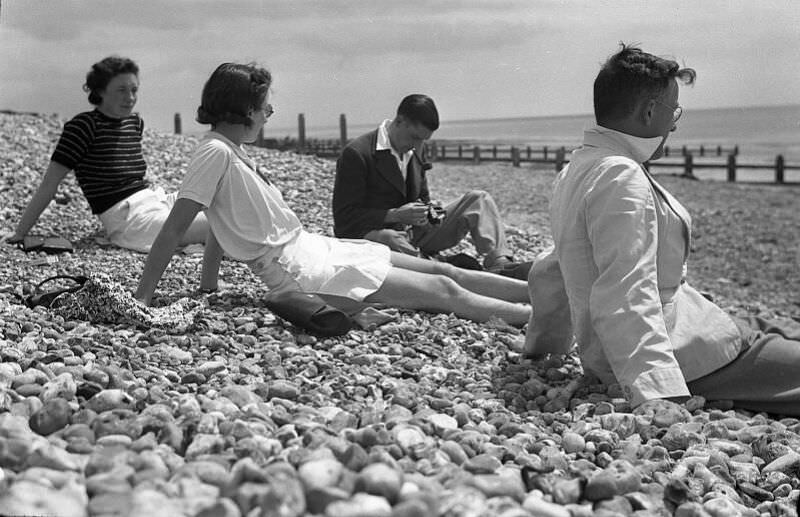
[{"xmin": 640, "ymin": 99, "xmax": 657, "ymax": 127}]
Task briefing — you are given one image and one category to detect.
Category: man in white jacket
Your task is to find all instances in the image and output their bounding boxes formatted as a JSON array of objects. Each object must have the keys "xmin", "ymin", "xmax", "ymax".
[{"xmin": 526, "ymin": 44, "xmax": 800, "ymax": 415}]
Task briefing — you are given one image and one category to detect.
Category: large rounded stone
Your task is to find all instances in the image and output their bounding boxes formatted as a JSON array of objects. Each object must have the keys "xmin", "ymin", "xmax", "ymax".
[
  {"xmin": 354, "ymin": 462, "xmax": 403, "ymax": 503},
  {"xmin": 0, "ymin": 480, "xmax": 87, "ymax": 517},
  {"xmin": 324, "ymin": 492, "xmax": 392, "ymax": 517},
  {"xmin": 30, "ymin": 397, "xmax": 72, "ymax": 435},
  {"xmin": 584, "ymin": 459, "xmax": 642, "ymax": 501}
]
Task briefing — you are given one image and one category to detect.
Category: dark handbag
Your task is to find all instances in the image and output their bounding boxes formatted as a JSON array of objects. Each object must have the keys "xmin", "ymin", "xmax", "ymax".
[
  {"xmin": 23, "ymin": 275, "xmax": 88, "ymax": 309},
  {"xmin": 22, "ymin": 236, "xmax": 73, "ymax": 254},
  {"xmin": 265, "ymin": 291, "xmax": 354, "ymax": 336}
]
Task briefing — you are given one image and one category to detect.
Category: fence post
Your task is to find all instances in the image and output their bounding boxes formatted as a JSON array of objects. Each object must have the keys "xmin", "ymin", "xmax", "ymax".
[
  {"xmin": 733, "ymin": 145, "xmax": 739, "ymax": 156},
  {"xmin": 429, "ymin": 141, "xmax": 438, "ymax": 161},
  {"xmin": 458, "ymin": 145, "xmax": 463, "ymax": 159},
  {"xmin": 543, "ymin": 146, "xmax": 548, "ymax": 160},
  {"xmin": 492, "ymin": 145, "xmax": 497, "ymax": 159},
  {"xmin": 555, "ymin": 147, "xmax": 565, "ymax": 171},
  {"xmin": 775, "ymin": 154, "xmax": 785, "ymax": 184},
  {"xmin": 511, "ymin": 147, "xmax": 520, "ymax": 167},
  {"xmin": 664, "ymin": 145, "xmax": 669, "ymax": 157},
  {"xmin": 716, "ymin": 145, "xmax": 722, "ymax": 156},
  {"xmin": 473, "ymin": 146, "xmax": 481, "ymax": 164},
  {"xmin": 726, "ymin": 154, "xmax": 736, "ymax": 182},
  {"xmin": 683, "ymin": 154, "xmax": 694, "ymax": 178},
  {"xmin": 682, "ymin": 145, "xmax": 687, "ymax": 156},
  {"xmin": 339, "ymin": 114, "xmax": 347, "ymax": 149},
  {"xmin": 526, "ymin": 146, "xmax": 531, "ymax": 159},
  {"xmin": 700, "ymin": 145, "xmax": 705, "ymax": 157},
  {"xmin": 173, "ymin": 113, "xmax": 182, "ymax": 134},
  {"xmin": 297, "ymin": 113, "xmax": 306, "ymax": 153},
  {"xmin": 441, "ymin": 145, "xmax": 446, "ymax": 160}
]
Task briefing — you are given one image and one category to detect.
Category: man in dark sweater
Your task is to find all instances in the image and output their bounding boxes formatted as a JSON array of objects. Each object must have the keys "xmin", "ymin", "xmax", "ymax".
[{"xmin": 333, "ymin": 94, "xmax": 522, "ymax": 275}]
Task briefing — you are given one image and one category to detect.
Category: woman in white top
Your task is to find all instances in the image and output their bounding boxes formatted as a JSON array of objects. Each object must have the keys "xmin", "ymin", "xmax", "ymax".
[{"xmin": 135, "ymin": 62, "xmax": 530, "ymax": 326}]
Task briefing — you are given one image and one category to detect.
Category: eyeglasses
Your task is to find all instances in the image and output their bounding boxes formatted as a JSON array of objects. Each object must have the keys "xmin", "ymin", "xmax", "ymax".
[
  {"xmin": 653, "ymin": 99, "xmax": 683, "ymax": 123},
  {"xmin": 261, "ymin": 104, "xmax": 275, "ymax": 118}
]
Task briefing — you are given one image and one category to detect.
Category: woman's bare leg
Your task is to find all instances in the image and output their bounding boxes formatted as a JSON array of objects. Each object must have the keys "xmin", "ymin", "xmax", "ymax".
[
  {"xmin": 388, "ymin": 251, "xmax": 529, "ymax": 303},
  {"xmin": 364, "ymin": 266, "xmax": 531, "ymax": 326}
]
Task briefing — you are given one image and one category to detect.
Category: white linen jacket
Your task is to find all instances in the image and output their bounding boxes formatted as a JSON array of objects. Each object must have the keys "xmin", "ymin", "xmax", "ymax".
[{"xmin": 526, "ymin": 126, "xmax": 742, "ymax": 406}]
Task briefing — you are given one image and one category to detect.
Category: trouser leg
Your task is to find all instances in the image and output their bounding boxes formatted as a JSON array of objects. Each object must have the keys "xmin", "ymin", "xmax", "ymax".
[
  {"xmin": 363, "ymin": 229, "xmax": 420, "ymax": 257},
  {"xmin": 412, "ymin": 190, "xmax": 511, "ymax": 266},
  {"xmin": 687, "ymin": 316, "xmax": 800, "ymax": 416}
]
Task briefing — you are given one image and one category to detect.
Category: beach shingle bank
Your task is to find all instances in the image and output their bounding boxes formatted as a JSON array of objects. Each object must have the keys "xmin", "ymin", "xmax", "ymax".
[{"xmin": 1, "ymin": 113, "xmax": 799, "ymax": 516}]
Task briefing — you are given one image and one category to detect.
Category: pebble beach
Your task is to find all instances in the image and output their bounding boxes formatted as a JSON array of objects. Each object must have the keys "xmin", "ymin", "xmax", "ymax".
[{"xmin": 1, "ymin": 111, "xmax": 800, "ymax": 517}]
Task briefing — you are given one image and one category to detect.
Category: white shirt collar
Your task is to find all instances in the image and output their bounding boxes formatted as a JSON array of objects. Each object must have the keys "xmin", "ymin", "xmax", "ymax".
[
  {"xmin": 376, "ymin": 119, "xmax": 393, "ymax": 152},
  {"xmin": 584, "ymin": 124, "xmax": 664, "ymax": 164},
  {"xmin": 376, "ymin": 119, "xmax": 413, "ymax": 157},
  {"xmin": 376, "ymin": 119, "xmax": 413, "ymax": 177},
  {"xmin": 204, "ymin": 130, "xmax": 255, "ymax": 168}
]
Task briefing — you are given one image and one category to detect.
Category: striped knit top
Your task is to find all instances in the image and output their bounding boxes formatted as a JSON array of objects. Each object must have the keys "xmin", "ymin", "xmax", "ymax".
[{"xmin": 51, "ymin": 109, "xmax": 149, "ymax": 214}]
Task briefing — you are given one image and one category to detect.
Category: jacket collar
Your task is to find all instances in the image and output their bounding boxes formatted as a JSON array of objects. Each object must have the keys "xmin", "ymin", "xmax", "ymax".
[
  {"xmin": 583, "ymin": 125, "xmax": 693, "ymax": 258},
  {"xmin": 583, "ymin": 124, "xmax": 663, "ymax": 164}
]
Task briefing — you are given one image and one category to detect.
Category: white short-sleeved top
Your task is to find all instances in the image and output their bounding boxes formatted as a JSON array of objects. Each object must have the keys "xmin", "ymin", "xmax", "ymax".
[{"xmin": 179, "ymin": 131, "xmax": 302, "ymax": 261}]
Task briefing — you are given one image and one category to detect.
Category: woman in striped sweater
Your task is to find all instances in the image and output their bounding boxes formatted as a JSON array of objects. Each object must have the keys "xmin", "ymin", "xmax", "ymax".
[{"xmin": 6, "ymin": 56, "xmax": 209, "ymax": 252}]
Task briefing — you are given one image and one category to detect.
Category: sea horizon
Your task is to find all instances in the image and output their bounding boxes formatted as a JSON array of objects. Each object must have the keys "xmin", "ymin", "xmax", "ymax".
[{"xmin": 262, "ymin": 103, "xmax": 800, "ymax": 160}]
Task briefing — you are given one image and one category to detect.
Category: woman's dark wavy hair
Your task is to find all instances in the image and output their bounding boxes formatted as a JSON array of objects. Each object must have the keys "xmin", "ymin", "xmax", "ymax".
[
  {"xmin": 594, "ymin": 43, "xmax": 696, "ymax": 124},
  {"xmin": 196, "ymin": 63, "xmax": 272, "ymax": 128},
  {"xmin": 397, "ymin": 94, "xmax": 439, "ymax": 131},
  {"xmin": 83, "ymin": 56, "xmax": 139, "ymax": 105}
]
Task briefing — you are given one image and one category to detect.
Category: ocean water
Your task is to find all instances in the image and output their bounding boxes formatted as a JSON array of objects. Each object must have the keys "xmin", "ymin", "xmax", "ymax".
[{"xmin": 265, "ymin": 104, "xmax": 800, "ymax": 161}]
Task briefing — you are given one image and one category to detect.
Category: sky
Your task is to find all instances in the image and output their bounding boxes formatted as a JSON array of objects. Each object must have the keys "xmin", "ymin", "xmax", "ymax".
[{"xmin": 1, "ymin": 0, "xmax": 799, "ymax": 135}]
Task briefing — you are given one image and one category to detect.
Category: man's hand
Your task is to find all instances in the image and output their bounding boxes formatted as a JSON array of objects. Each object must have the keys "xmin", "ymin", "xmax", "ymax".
[{"xmin": 385, "ymin": 202, "xmax": 429, "ymax": 226}]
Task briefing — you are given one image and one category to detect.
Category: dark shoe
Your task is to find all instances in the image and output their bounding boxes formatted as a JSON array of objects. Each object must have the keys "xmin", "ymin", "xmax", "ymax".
[
  {"xmin": 502, "ymin": 260, "xmax": 534, "ymax": 280},
  {"xmin": 441, "ymin": 252, "xmax": 483, "ymax": 270},
  {"xmin": 489, "ymin": 259, "xmax": 533, "ymax": 281},
  {"xmin": 486, "ymin": 255, "xmax": 514, "ymax": 270}
]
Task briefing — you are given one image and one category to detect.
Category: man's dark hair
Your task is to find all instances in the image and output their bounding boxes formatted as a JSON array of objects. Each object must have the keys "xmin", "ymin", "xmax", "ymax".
[
  {"xmin": 196, "ymin": 62, "xmax": 272, "ymax": 128},
  {"xmin": 594, "ymin": 43, "xmax": 696, "ymax": 124},
  {"xmin": 397, "ymin": 94, "xmax": 439, "ymax": 131},
  {"xmin": 84, "ymin": 56, "xmax": 139, "ymax": 105}
]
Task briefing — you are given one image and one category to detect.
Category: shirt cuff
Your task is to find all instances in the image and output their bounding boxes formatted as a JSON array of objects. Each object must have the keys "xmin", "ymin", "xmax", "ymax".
[{"xmin": 626, "ymin": 367, "xmax": 690, "ymax": 407}]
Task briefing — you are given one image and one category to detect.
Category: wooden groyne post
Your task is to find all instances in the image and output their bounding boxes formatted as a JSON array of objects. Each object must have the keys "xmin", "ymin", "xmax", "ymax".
[
  {"xmin": 339, "ymin": 114, "xmax": 347, "ymax": 149},
  {"xmin": 775, "ymin": 155, "xmax": 785, "ymax": 184},
  {"xmin": 554, "ymin": 147, "xmax": 566, "ymax": 171},
  {"xmin": 683, "ymin": 154, "xmax": 694, "ymax": 178},
  {"xmin": 297, "ymin": 113, "xmax": 306, "ymax": 152},
  {"xmin": 174, "ymin": 113, "xmax": 182, "ymax": 135},
  {"xmin": 727, "ymin": 154, "xmax": 736, "ymax": 182}
]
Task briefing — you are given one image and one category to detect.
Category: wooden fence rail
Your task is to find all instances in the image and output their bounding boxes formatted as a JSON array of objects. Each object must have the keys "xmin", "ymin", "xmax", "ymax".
[
  {"xmin": 663, "ymin": 144, "xmax": 739, "ymax": 157},
  {"xmin": 253, "ymin": 138, "xmax": 797, "ymax": 185},
  {"xmin": 644, "ymin": 153, "xmax": 799, "ymax": 184},
  {"xmin": 428, "ymin": 143, "xmax": 795, "ymax": 184},
  {"xmin": 192, "ymin": 113, "xmax": 792, "ymax": 185}
]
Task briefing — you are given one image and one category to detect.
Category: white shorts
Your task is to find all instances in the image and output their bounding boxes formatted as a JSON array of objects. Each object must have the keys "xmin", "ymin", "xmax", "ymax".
[
  {"xmin": 97, "ymin": 187, "xmax": 177, "ymax": 253},
  {"xmin": 247, "ymin": 231, "xmax": 392, "ymax": 301}
]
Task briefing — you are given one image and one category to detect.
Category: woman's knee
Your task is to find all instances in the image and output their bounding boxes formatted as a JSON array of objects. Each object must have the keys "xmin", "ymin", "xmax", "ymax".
[
  {"xmin": 428, "ymin": 273, "xmax": 467, "ymax": 301},
  {"xmin": 428, "ymin": 260, "xmax": 464, "ymax": 280}
]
